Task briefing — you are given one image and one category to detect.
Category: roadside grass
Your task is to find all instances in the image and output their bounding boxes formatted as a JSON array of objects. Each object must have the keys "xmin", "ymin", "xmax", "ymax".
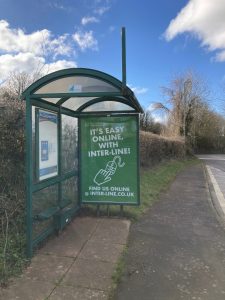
[
  {"xmin": 131, "ymin": 157, "xmax": 200, "ymax": 219},
  {"xmin": 81, "ymin": 158, "xmax": 200, "ymax": 220}
]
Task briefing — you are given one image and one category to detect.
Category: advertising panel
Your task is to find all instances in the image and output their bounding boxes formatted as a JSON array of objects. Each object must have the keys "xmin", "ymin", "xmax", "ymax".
[{"xmin": 81, "ymin": 115, "xmax": 139, "ymax": 205}]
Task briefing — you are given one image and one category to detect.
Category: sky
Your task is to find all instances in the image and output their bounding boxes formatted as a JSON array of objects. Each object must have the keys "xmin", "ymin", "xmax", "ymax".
[{"xmin": 0, "ymin": 0, "xmax": 225, "ymax": 113}]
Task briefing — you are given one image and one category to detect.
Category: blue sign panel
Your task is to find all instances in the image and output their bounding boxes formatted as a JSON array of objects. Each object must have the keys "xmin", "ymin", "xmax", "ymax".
[{"xmin": 41, "ymin": 141, "xmax": 49, "ymax": 161}]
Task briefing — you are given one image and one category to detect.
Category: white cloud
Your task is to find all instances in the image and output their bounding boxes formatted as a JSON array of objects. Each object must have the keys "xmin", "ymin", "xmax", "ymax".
[
  {"xmin": 0, "ymin": 52, "xmax": 77, "ymax": 80},
  {"xmin": 129, "ymin": 84, "xmax": 148, "ymax": 95},
  {"xmin": 48, "ymin": 34, "xmax": 73, "ymax": 58},
  {"xmin": 146, "ymin": 104, "xmax": 168, "ymax": 124},
  {"xmin": 49, "ymin": 2, "xmax": 68, "ymax": 11},
  {"xmin": 164, "ymin": 0, "xmax": 225, "ymax": 61},
  {"xmin": 0, "ymin": 20, "xmax": 100, "ymax": 81},
  {"xmin": 0, "ymin": 20, "xmax": 86, "ymax": 81},
  {"xmin": 214, "ymin": 50, "xmax": 225, "ymax": 62},
  {"xmin": 0, "ymin": 53, "xmax": 45, "ymax": 79},
  {"xmin": 73, "ymin": 30, "xmax": 98, "ymax": 51},
  {"xmin": 94, "ymin": 6, "xmax": 110, "ymax": 15},
  {"xmin": 42, "ymin": 59, "xmax": 77, "ymax": 74},
  {"xmin": 0, "ymin": 20, "xmax": 73, "ymax": 58},
  {"xmin": 81, "ymin": 16, "xmax": 99, "ymax": 26},
  {"xmin": 152, "ymin": 113, "xmax": 167, "ymax": 124},
  {"xmin": 0, "ymin": 20, "xmax": 49, "ymax": 55}
]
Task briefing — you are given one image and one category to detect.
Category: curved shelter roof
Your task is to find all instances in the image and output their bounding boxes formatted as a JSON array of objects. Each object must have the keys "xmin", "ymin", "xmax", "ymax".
[{"xmin": 22, "ymin": 68, "xmax": 143, "ymax": 114}]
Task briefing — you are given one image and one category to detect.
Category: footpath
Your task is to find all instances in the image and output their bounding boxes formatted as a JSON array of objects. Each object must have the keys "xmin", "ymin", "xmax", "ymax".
[
  {"xmin": 114, "ymin": 164, "xmax": 225, "ymax": 300},
  {"xmin": 0, "ymin": 217, "xmax": 130, "ymax": 300}
]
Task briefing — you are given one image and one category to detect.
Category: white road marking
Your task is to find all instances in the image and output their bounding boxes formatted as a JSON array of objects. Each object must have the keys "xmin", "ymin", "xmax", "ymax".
[
  {"xmin": 198, "ymin": 158, "xmax": 225, "ymax": 161},
  {"xmin": 206, "ymin": 165, "xmax": 225, "ymax": 215}
]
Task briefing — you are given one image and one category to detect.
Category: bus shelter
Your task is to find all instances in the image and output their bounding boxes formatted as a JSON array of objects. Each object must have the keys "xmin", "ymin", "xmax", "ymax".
[{"xmin": 22, "ymin": 67, "xmax": 143, "ymax": 257}]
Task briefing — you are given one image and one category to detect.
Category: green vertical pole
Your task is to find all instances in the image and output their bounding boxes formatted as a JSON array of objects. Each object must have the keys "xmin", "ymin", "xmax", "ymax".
[
  {"xmin": 58, "ymin": 108, "xmax": 62, "ymax": 210},
  {"xmin": 136, "ymin": 114, "xmax": 141, "ymax": 205},
  {"xmin": 35, "ymin": 108, "xmax": 39, "ymax": 181},
  {"xmin": 120, "ymin": 205, "xmax": 124, "ymax": 217},
  {"xmin": 78, "ymin": 116, "xmax": 82, "ymax": 208},
  {"xmin": 25, "ymin": 96, "xmax": 33, "ymax": 258},
  {"xmin": 122, "ymin": 27, "xmax": 127, "ymax": 89}
]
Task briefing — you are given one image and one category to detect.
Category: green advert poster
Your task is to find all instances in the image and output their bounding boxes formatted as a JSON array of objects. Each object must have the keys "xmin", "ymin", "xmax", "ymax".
[{"xmin": 80, "ymin": 115, "xmax": 139, "ymax": 205}]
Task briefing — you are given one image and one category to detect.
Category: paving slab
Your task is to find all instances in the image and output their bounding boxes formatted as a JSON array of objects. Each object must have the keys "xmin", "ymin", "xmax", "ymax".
[
  {"xmin": 49, "ymin": 285, "xmax": 108, "ymax": 300},
  {"xmin": 62, "ymin": 257, "xmax": 115, "ymax": 291},
  {"xmin": 23, "ymin": 254, "xmax": 74, "ymax": 283},
  {"xmin": 39, "ymin": 217, "xmax": 99, "ymax": 257},
  {"xmin": 0, "ymin": 278, "xmax": 55, "ymax": 300},
  {"xmin": 79, "ymin": 239, "xmax": 124, "ymax": 263},
  {"xmin": 92, "ymin": 218, "xmax": 130, "ymax": 244}
]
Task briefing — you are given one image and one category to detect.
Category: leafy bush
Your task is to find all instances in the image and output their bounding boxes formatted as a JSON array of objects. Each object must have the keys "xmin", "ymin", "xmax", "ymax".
[
  {"xmin": 140, "ymin": 131, "xmax": 186, "ymax": 167},
  {"xmin": 0, "ymin": 100, "xmax": 26, "ymax": 286}
]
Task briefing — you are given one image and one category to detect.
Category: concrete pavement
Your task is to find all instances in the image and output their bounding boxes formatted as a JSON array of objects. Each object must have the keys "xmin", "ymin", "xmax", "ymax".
[
  {"xmin": 0, "ymin": 217, "xmax": 130, "ymax": 300},
  {"xmin": 114, "ymin": 164, "xmax": 225, "ymax": 300}
]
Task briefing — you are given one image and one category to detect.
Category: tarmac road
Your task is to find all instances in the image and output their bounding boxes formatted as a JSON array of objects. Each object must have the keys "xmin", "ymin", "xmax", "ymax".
[
  {"xmin": 114, "ymin": 163, "xmax": 225, "ymax": 300},
  {"xmin": 197, "ymin": 154, "xmax": 225, "ymax": 172},
  {"xmin": 198, "ymin": 154, "xmax": 225, "ymax": 217}
]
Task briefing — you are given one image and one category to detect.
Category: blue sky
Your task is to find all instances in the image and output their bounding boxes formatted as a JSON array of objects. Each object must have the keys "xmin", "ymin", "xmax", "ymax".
[{"xmin": 0, "ymin": 0, "xmax": 225, "ymax": 112}]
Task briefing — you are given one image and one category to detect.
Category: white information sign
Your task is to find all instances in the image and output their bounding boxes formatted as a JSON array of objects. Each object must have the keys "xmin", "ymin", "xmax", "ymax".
[{"xmin": 39, "ymin": 110, "xmax": 58, "ymax": 180}]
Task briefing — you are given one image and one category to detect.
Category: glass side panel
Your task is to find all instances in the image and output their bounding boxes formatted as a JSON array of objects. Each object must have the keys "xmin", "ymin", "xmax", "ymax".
[
  {"xmin": 61, "ymin": 176, "xmax": 78, "ymax": 209},
  {"xmin": 32, "ymin": 106, "xmax": 36, "ymax": 182},
  {"xmin": 62, "ymin": 97, "xmax": 95, "ymax": 110},
  {"xmin": 83, "ymin": 101, "xmax": 135, "ymax": 112},
  {"xmin": 62, "ymin": 115, "xmax": 78, "ymax": 173},
  {"xmin": 34, "ymin": 76, "xmax": 120, "ymax": 94},
  {"xmin": 32, "ymin": 184, "xmax": 58, "ymax": 240},
  {"xmin": 38, "ymin": 110, "xmax": 58, "ymax": 181}
]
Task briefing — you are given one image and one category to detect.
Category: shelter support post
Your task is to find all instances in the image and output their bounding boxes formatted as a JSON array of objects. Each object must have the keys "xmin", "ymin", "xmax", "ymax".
[
  {"xmin": 25, "ymin": 96, "xmax": 33, "ymax": 258},
  {"xmin": 122, "ymin": 27, "xmax": 127, "ymax": 89}
]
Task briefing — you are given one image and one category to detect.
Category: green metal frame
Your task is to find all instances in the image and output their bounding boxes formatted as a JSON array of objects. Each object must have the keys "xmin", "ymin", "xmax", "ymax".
[
  {"xmin": 77, "ymin": 96, "xmax": 137, "ymax": 112},
  {"xmin": 22, "ymin": 68, "xmax": 143, "ymax": 113},
  {"xmin": 122, "ymin": 27, "xmax": 127, "ymax": 89},
  {"xmin": 25, "ymin": 96, "xmax": 33, "ymax": 258},
  {"xmin": 22, "ymin": 66, "xmax": 143, "ymax": 258},
  {"xmin": 35, "ymin": 108, "xmax": 39, "ymax": 181}
]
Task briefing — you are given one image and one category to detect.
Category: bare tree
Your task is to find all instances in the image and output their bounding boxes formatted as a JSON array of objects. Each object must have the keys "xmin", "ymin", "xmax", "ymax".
[
  {"xmin": 153, "ymin": 72, "xmax": 209, "ymax": 139},
  {"xmin": 140, "ymin": 110, "xmax": 163, "ymax": 134},
  {"xmin": 152, "ymin": 71, "xmax": 225, "ymax": 153},
  {"xmin": 0, "ymin": 70, "xmax": 43, "ymax": 100}
]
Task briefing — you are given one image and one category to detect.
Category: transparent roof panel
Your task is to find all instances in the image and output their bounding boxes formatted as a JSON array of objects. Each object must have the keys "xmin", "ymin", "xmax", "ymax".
[
  {"xmin": 62, "ymin": 97, "xmax": 96, "ymax": 110},
  {"xmin": 34, "ymin": 76, "xmax": 120, "ymax": 94},
  {"xmin": 83, "ymin": 101, "xmax": 135, "ymax": 112},
  {"xmin": 42, "ymin": 98, "xmax": 60, "ymax": 104}
]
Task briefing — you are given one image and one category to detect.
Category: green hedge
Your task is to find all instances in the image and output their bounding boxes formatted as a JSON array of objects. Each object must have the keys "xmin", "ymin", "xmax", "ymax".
[
  {"xmin": 0, "ymin": 103, "xmax": 26, "ymax": 286},
  {"xmin": 140, "ymin": 131, "xmax": 186, "ymax": 167}
]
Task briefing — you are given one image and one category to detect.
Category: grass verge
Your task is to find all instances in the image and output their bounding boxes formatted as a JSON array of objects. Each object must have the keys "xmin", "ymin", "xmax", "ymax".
[{"xmin": 81, "ymin": 158, "xmax": 200, "ymax": 220}]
